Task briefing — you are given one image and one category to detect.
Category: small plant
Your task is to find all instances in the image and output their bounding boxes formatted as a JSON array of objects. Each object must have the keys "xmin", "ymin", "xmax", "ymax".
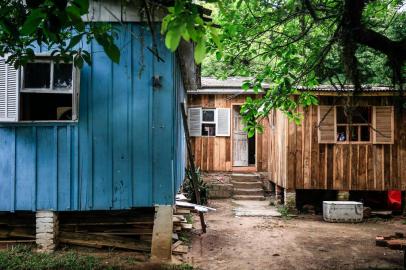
[
  {"xmin": 185, "ymin": 213, "xmax": 193, "ymax": 224},
  {"xmin": 178, "ymin": 231, "xmax": 192, "ymax": 246},
  {"xmin": 183, "ymin": 167, "xmax": 208, "ymax": 205},
  {"xmin": 277, "ymin": 205, "xmax": 291, "ymax": 219}
]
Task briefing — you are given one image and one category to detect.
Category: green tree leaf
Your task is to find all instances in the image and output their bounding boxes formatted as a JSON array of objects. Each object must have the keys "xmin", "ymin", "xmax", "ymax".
[
  {"xmin": 165, "ymin": 28, "xmax": 183, "ymax": 52},
  {"xmin": 194, "ymin": 38, "xmax": 206, "ymax": 64},
  {"xmin": 104, "ymin": 43, "xmax": 120, "ymax": 63},
  {"xmin": 21, "ymin": 9, "xmax": 45, "ymax": 35}
]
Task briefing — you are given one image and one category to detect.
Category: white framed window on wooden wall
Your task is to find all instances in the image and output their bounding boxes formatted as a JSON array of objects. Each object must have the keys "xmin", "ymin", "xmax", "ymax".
[
  {"xmin": 318, "ymin": 105, "xmax": 394, "ymax": 144},
  {"xmin": 188, "ymin": 107, "xmax": 230, "ymax": 137},
  {"xmin": 0, "ymin": 55, "xmax": 80, "ymax": 123}
]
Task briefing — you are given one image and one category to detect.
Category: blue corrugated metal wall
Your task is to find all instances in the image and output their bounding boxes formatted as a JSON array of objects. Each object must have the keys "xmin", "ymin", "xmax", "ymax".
[{"xmin": 0, "ymin": 23, "xmax": 186, "ymax": 211}]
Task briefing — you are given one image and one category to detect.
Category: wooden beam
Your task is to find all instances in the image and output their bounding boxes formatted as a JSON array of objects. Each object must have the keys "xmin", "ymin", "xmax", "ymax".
[{"xmin": 180, "ymin": 103, "xmax": 207, "ymax": 233}]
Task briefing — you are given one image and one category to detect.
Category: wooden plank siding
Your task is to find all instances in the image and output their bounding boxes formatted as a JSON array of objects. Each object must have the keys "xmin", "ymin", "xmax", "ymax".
[
  {"xmin": 0, "ymin": 23, "xmax": 186, "ymax": 211},
  {"xmin": 268, "ymin": 96, "xmax": 406, "ymax": 191},
  {"xmin": 188, "ymin": 94, "xmax": 269, "ymax": 172},
  {"xmin": 267, "ymin": 110, "xmax": 288, "ymax": 187}
]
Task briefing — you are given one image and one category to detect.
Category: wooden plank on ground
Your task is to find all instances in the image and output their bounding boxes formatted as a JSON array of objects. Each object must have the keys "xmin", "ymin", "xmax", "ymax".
[
  {"xmin": 172, "ymin": 245, "xmax": 188, "ymax": 254},
  {"xmin": 59, "ymin": 231, "xmax": 151, "ymax": 251}
]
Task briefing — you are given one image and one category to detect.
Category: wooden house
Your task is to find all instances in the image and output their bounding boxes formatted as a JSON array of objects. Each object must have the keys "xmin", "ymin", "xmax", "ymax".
[
  {"xmin": 187, "ymin": 77, "xmax": 270, "ymax": 173},
  {"xmin": 0, "ymin": 0, "xmax": 192, "ymax": 254},
  {"xmin": 268, "ymin": 86, "xmax": 406, "ymax": 209},
  {"xmin": 189, "ymin": 78, "xmax": 405, "ymax": 209}
]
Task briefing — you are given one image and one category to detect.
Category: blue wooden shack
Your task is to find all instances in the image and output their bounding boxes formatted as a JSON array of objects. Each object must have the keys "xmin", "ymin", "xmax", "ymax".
[{"xmin": 0, "ymin": 5, "xmax": 190, "ymax": 212}]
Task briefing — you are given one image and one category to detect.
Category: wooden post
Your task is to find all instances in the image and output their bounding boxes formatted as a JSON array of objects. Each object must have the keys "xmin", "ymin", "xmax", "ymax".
[
  {"xmin": 151, "ymin": 205, "xmax": 173, "ymax": 262},
  {"xmin": 180, "ymin": 103, "xmax": 207, "ymax": 233}
]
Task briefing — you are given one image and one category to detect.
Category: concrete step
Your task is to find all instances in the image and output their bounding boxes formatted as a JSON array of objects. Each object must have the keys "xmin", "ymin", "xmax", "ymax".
[
  {"xmin": 233, "ymin": 195, "xmax": 266, "ymax": 201},
  {"xmin": 231, "ymin": 181, "xmax": 263, "ymax": 189},
  {"xmin": 231, "ymin": 174, "xmax": 259, "ymax": 182},
  {"xmin": 233, "ymin": 188, "xmax": 264, "ymax": 196}
]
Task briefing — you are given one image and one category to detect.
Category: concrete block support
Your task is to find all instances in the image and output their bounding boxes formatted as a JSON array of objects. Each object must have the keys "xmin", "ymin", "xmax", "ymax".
[
  {"xmin": 275, "ymin": 185, "xmax": 283, "ymax": 205},
  {"xmin": 337, "ymin": 191, "xmax": 350, "ymax": 201},
  {"xmin": 284, "ymin": 189, "xmax": 297, "ymax": 212},
  {"xmin": 151, "ymin": 205, "xmax": 173, "ymax": 263},
  {"xmin": 36, "ymin": 211, "xmax": 58, "ymax": 253}
]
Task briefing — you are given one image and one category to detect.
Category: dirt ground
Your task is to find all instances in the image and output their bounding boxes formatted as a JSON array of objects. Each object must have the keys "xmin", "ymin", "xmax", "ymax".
[{"xmin": 186, "ymin": 199, "xmax": 406, "ymax": 270}]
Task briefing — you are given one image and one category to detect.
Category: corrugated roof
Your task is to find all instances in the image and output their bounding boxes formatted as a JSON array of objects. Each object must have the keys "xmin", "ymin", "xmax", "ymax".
[
  {"xmin": 189, "ymin": 77, "xmax": 397, "ymax": 95},
  {"xmin": 297, "ymin": 85, "xmax": 395, "ymax": 92}
]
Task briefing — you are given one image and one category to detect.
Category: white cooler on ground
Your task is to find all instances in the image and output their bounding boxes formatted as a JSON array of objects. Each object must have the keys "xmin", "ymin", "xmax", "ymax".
[{"xmin": 323, "ymin": 201, "xmax": 363, "ymax": 223}]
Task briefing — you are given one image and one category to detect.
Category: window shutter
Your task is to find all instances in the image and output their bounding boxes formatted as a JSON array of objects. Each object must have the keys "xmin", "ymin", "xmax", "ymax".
[
  {"xmin": 373, "ymin": 106, "xmax": 394, "ymax": 144},
  {"xmin": 188, "ymin": 107, "xmax": 202, "ymax": 137},
  {"xmin": 216, "ymin": 108, "xmax": 230, "ymax": 136},
  {"xmin": 0, "ymin": 58, "xmax": 19, "ymax": 122},
  {"xmin": 317, "ymin": 106, "xmax": 336, "ymax": 144}
]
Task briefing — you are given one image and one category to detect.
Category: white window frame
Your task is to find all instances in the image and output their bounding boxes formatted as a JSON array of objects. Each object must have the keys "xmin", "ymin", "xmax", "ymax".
[
  {"xmin": 17, "ymin": 55, "xmax": 80, "ymax": 122},
  {"xmin": 21, "ymin": 57, "xmax": 76, "ymax": 94},
  {"xmin": 201, "ymin": 108, "xmax": 217, "ymax": 137},
  {"xmin": 188, "ymin": 107, "xmax": 231, "ymax": 137},
  {"xmin": 202, "ymin": 108, "xmax": 216, "ymax": 124}
]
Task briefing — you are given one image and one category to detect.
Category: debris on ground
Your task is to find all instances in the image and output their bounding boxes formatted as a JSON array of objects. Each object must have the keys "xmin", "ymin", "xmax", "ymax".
[
  {"xmin": 371, "ymin": 210, "xmax": 393, "ymax": 218},
  {"xmin": 172, "ymin": 195, "xmax": 216, "ymax": 257},
  {"xmin": 175, "ymin": 201, "xmax": 216, "ymax": 213},
  {"xmin": 376, "ymin": 232, "xmax": 406, "ymax": 268},
  {"xmin": 376, "ymin": 232, "xmax": 406, "ymax": 249}
]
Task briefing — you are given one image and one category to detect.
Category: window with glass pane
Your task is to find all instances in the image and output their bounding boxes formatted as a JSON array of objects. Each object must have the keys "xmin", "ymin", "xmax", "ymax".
[
  {"xmin": 336, "ymin": 106, "xmax": 371, "ymax": 142},
  {"xmin": 20, "ymin": 57, "xmax": 77, "ymax": 121},
  {"xmin": 202, "ymin": 109, "xmax": 215, "ymax": 122},
  {"xmin": 53, "ymin": 63, "xmax": 73, "ymax": 89},
  {"xmin": 201, "ymin": 109, "xmax": 216, "ymax": 136},
  {"xmin": 24, "ymin": 63, "xmax": 51, "ymax": 89}
]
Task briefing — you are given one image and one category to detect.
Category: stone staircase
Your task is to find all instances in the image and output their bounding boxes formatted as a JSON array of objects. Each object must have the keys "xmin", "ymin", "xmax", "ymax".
[{"xmin": 231, "ymin": 173, "xmax": 265, "ymax": 201}]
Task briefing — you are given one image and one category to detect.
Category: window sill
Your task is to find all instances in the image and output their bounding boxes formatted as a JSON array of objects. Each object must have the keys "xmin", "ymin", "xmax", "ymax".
[
  {"xmin": 335, "ymin": 141, "xmax": 372, "ymax": 145},
  {"xmin": 20, "ymin": 89, "xmax": 73, "ymax": 94},
  {"xmin": 0, "ymin": 120, "xmax": 78, "ymax": 127}
]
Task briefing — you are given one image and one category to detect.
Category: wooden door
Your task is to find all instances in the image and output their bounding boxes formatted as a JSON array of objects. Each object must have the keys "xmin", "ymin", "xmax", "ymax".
[{"xmin": 233, "ymin": 106, "xmax": 248, "ymax": 166}]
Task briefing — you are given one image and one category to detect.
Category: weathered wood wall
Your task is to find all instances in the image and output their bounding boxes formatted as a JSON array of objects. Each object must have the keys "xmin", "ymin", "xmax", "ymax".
[
  {"xmin": 268, "ymin": 96, "xmax": 406, "ymax": 191},
  {"xmin": 0, "ymin": 24, "xmax": 186, "ymax": 211},
  {"xmin": 188, "ymin": 94, "xmax": 269, "ymax": 172}
]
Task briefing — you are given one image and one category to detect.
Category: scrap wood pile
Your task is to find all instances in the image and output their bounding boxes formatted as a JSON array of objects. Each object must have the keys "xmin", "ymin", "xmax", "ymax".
[
  {"xmin": 172, "ymin": 194, "xmax": 215, "ymax": 255},
  {"xmin": 376, "ymin": 233, "xmax": 406, "ymax": 250},
  {"xmin": 0, "ymin": 212, "xmax": 35, "ymax": 244},
  {"xmin": 58, "ymin": 209, "xmax": 154, "ymax": 252}
]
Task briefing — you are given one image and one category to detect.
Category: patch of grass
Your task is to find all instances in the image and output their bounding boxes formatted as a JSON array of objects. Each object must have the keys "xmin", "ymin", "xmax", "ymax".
[
  {"xmin": 0, "ymin": 245, "xmax": 199, "ymax": 270},
  {"xmin": 277, "ymin": 205, "xmax": 292, "ymax": 220},
  {"xmin": 0, "ymin": 245, "xmax": 102, "ymax": 270},
  {"xmin": 164, "ymin": 264, "xmax": 196, "ymax": 270},
  {"xmin": 123, "ymin": 256, "xmax": 144, "ymax": 265}
]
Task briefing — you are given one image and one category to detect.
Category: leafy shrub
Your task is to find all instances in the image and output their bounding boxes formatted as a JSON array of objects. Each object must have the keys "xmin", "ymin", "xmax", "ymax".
[{"xmin": 183, "ymin": 168, "xmax": 208, "ymax": 205}]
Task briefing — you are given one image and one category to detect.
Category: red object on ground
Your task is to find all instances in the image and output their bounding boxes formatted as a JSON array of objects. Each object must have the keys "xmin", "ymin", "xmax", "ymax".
[{"xmin": 387, "ymin": 190, "xmax": 402, "ymax": 210}]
